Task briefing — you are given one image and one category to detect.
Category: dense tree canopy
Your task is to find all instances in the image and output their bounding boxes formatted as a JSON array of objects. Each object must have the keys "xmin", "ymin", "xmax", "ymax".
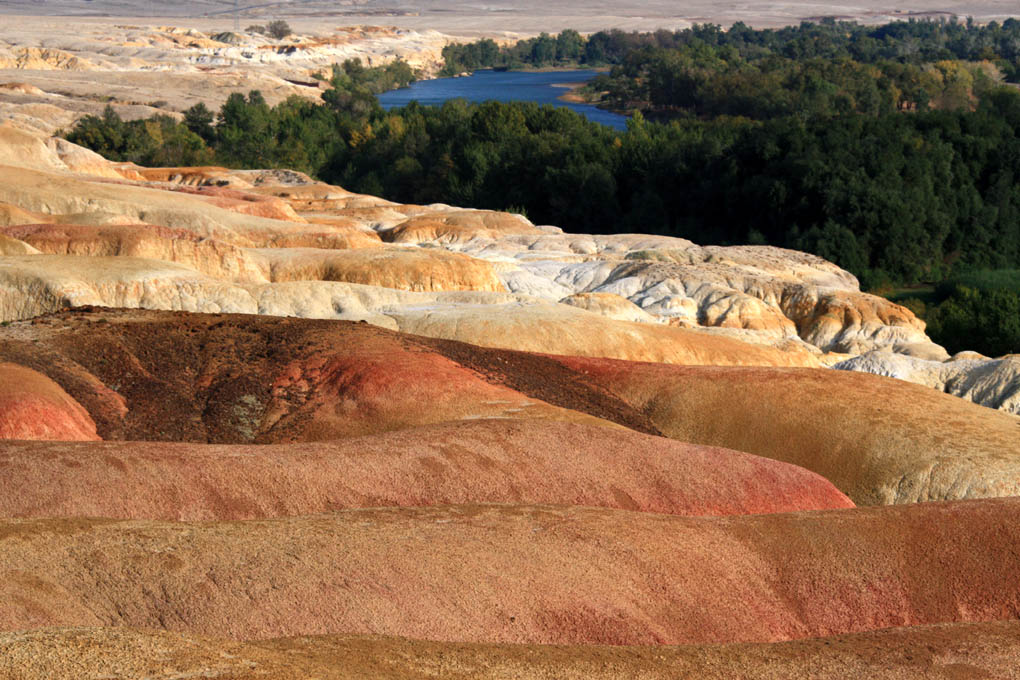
[
  {"xmin": 64, "ymin": 24, "xmax": 1020, "ymax": 300},
  {"xmin": 898, "ymin": 271, "xmax": 1020, "ymax": 356},
  {"xmin": 442, "ymin": 19, "xmax": 1020, "ymax": 80}
]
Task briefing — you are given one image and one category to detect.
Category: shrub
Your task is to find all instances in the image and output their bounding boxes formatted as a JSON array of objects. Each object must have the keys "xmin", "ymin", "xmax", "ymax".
[{"xmin": 266, "ymin": 20, "xmax": 292, "ymax": 40}]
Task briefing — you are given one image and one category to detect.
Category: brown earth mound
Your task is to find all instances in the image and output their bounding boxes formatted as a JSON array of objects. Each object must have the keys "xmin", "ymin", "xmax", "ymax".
[
  {"xmin": 0, "ymin": 308, "xmax": 620, "ymax": 442},
  {"xmin": 1, "ymin": 307, "xmax": 1018, "ymax": 505},
  {"xmin": 0, "ymin": 363, "xmax": 98, "ymax": 441},
  {"xmin": 0, "ymin": 420, "xmax": 852, "ymax": 521},
  {"xmin": 1, "ymin": 499, "xmax": 1018, "ymax": 643},
  {"xmin": 5, "ymin": 621, "xmax": 1020, "ymax": 680}
]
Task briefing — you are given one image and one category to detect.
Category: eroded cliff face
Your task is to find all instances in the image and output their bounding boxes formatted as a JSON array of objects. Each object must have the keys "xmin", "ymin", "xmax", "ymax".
[
  {"xmin": 0, "ymin": 125, "xmax": 938, "ymax": 367},
  {"xmin": 3, "ymin": 123, "xmax": 1016, "ymax": 417}
]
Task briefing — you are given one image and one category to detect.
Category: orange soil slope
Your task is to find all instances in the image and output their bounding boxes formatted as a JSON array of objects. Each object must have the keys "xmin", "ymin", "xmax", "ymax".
[
  {"xmin": 0, "ymin": 420, "xmax": 852, "ymax": 521},
  {"xmin": 1, "ymin": 499, "xmax": 1018, "ymax": 644},
  {"xmin": 0, "ymin": 363, "xmax": 98, "ymax": 441},
  {"xmin": 5, "ymin": 621, "xmax": 1020, "ymax": 680},
  {"xmin": 551, "ymin": 355, "xmax": 1020, "ymax": 505}
]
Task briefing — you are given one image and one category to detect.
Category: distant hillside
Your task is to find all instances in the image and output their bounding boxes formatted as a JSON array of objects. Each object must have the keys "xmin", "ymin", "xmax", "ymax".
[{"xmin": 0, "ymin": 0, "xmax": 382, "ymax": 18}]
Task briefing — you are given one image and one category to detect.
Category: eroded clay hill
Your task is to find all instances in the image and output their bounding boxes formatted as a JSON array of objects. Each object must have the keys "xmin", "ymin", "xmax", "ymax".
[
  {"xmin": 0, "ymin": 420, "xmax": 854, "ymax": 521},
  {"xmin": 0, "ymin": 124, "xmax": 1015, "ymax": 413},
  {"xmin": 1, "ymin": 102, "xmax": 1019, "ymax": 676},
  {"xmin": 2, "ymin": 500, "xmax": 1019, "ymax": 644},
  {"xmin": 550, "ymin": 354, "xmax": 1020, "ymax": 505},
  {"xmin": 0, "ymin": 20, "xmax": 456, "ymax": 136},
  {"xmin": 1, "ymin": 307, "xmax": 1018, "ymax": 506},
  {"xmin": 0, "ymin": 125, "xmax": 933, "ymax": 366}
]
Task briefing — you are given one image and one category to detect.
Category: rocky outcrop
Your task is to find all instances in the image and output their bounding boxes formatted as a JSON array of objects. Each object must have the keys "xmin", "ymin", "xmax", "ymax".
[
  {"xmin": 0, "ymin": 255, "xmax": 262, "ymax": 321},
  {"xmin": 559, "ymin": 291, "xmax": 658, "ymax": 323},
  {"xmin": 0, "ymin": 127, "xmax": 942, "ymax": 366},
  {"xmin": 256, "ymin": 246, "xmax": 507, "ymax": 292},
  {"xmin": 381, "ymin": 210, "xmax": 545, "ymax": 243},
  {"xmin": 0, "ymin": 255, "xmax": 828, "ymax": 367},
  {"xmin": 2, "ymin": 224, "xmax": 268, "ymax": 282},
  {"xmin": 0, "ymin": 47, "xmax": 99, "ymax": 71},
  {"xmin": 780, "ymin": 286, "xmax": 934, "ymax": 355},
  {"xmin": 386, "ymin": 298, "xmax": 822, "ymax": 367},
  {"xmin": 0, "ymin": 21, "xmax": 453, "ymax": 135},
  {"xmin": 481, "ymin": 238, "xmax": 932, "ymax": 355},
  {"xmin": 836, "ymin": 351, "xmax": 1020, "ymax": 415}
]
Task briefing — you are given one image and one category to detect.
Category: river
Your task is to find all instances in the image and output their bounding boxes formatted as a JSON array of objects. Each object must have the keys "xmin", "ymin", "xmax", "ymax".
[{"xmin": 377, "ymin": 69, "xmax": 629, "ymax": 131}]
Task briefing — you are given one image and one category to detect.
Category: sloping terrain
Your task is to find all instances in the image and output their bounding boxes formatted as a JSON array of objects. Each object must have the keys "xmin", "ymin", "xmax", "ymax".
[
  {"xmin": 1, "ymin": 500, "xmax": 1018, "ymax": 643},
  {"xmin": 0, "ymin": 20, "xmax": 453, "ymax": 136},
  {"xmin": 550, "ymin": 354, "xmax": 1020, "ymax": 505},
  {"xmin": 0, "ymin": 125, "xmax": 934, "ymax": 369},
  {"xmin": 5, "ymin": 621, "xmax": 1020, "ymax": 680},
  {"xmin": 0, "ymin": 363, "xmax": 98, "ymax": 441},
  {"xmin": 0, "ymin": 420, "xmax": 853, "ymax": 520},
  {"xmin": 0, "ymin": 308, "xmax": 625, "ymax": 442},
  {"xmin": 0, "ymin": 103, "xmax": 1018, "ymax": 677},
  {"xmin": 837, "ymin": 350, "xmax": 1020, "ymax": 415},
  {"xmin": 1, "ymin": 307, "xmax": 1018, "ymax": 505}
]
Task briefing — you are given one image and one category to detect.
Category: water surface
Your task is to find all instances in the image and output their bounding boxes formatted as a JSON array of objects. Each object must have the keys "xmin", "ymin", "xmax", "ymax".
[{"xmin": 378, "ymin": 69, "xmax": 629, "ymax": 130}]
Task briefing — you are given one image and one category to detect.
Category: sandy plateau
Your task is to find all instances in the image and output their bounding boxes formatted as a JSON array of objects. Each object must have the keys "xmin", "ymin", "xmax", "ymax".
[
  {"xmin": 0, "ymin": 18, "xmax": 456, "ymax": 136},
  {"xmin": 0, "ymin": 3, "xmax": 1019, "ymax": 678}
]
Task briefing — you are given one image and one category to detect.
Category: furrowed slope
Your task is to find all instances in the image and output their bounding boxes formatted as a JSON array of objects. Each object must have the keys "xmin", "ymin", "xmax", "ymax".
[{"xmin": 1, "ymin": 500, "xmax": 1018, "ymax": 644}]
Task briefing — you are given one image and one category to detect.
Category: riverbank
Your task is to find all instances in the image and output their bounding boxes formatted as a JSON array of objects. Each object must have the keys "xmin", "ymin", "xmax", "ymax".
[{"xmin": 551, "ymin": 82, "xmax": 590, "ymax": 103}]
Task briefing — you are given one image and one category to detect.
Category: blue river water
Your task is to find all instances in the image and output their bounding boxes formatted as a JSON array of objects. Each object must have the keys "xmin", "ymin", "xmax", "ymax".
[{"xmin": 377, "ymin": 69, "xmax": 630, "ymax": 131}]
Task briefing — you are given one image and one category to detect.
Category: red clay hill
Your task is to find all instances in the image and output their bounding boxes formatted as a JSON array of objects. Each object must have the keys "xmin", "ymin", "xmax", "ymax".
[
  {"xmin": 1, "ymin": 307, "xmax": 1018, "ymax": 506},
  {"xmin": 0, "ymin": 420, "xmax": 852, "ymax": 521}
]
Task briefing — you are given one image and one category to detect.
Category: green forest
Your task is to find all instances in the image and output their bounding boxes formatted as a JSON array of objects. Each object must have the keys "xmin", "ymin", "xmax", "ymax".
[{"xmin": 64, "ymin": 19, "xmax": 1020, "ymax": 355}]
